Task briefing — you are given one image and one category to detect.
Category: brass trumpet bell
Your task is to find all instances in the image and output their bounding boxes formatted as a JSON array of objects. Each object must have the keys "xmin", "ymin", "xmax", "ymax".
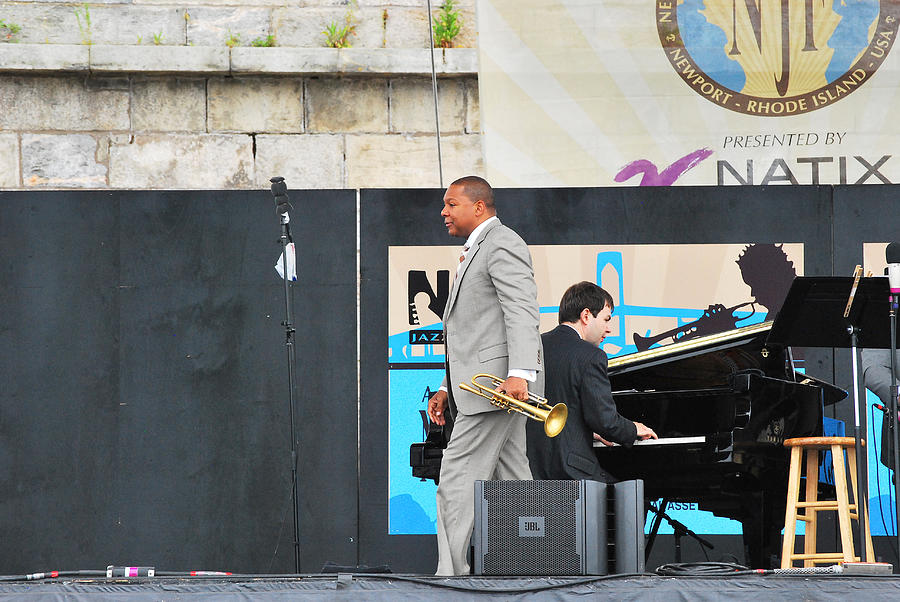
[{"xmin": 459, "ymin": 373, "xmax": 568, "ymax": 437}]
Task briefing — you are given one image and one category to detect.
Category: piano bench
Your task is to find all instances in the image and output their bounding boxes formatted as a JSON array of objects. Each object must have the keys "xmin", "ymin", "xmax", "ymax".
[{"xmin": 780, "ymin": 437, "xmax": 875, "ymax": 569}]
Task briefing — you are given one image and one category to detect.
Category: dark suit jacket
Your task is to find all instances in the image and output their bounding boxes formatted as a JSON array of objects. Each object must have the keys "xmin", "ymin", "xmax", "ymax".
[{"xmin": 526, "ymin": 325, "xmax": 637, "ymax": 482}]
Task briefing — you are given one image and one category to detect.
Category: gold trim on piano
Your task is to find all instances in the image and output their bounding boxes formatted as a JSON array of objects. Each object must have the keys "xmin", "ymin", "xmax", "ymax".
[{"xmin": 609, "ymin": 321, "xmax": 774, "ymax": 369}]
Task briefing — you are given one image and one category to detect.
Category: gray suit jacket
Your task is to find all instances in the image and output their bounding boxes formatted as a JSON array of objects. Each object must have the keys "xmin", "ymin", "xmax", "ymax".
[
  {"xmin": 862, "ymin": 348, "xmax": 900, "ymax": 403},
  {"xmin": 441, "ymin": 219, "xmax": 543, "ymax": 415}
]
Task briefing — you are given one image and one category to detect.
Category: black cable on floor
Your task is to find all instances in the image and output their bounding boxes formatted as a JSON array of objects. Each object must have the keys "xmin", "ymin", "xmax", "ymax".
[{"xmin": 655, "ymin": 562, "xmax": 759, "ymax": 576}]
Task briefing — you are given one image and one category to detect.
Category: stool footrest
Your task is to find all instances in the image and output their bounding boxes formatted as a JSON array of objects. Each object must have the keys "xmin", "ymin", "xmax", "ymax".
[
  {"xmin": 796, "ymin": 501, "xmax": 859, "ymax": 510},
  {"xmin": 790, "ymin": 553, "xmax": 858, "ymax": 561}
]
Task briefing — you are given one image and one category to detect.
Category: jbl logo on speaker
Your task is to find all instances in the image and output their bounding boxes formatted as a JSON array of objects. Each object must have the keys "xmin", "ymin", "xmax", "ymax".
[{"xmin": 518, "ymin": 516, "xmax": 545, "ymax": 537}]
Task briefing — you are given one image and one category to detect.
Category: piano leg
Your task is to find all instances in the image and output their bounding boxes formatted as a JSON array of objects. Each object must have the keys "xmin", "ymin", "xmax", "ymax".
[{"xmin": 740, "ymin": 490, "xmax": 783, "ymax": 569}]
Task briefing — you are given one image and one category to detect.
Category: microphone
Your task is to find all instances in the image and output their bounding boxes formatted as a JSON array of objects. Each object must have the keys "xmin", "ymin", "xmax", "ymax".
[
  {"xmin": 270, "ymin": 176, "xmax": 292, "ymax": 216},
  {"xmin": 873, "ymin": 403, "xmax": 899, "ymax": 421},
  {"xmin": 887, "ymin": 242, "xmax": 900, "ymax": 295}
]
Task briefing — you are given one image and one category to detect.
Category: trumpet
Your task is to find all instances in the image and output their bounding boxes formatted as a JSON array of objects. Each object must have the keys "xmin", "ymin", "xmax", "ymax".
[
  {"xmin": 633, "ymin": 301, "xmax": 757, "ymax": 352},
  {"xmin": 459, "ymin": 373, "xmax": 568, "ymax": 437}
]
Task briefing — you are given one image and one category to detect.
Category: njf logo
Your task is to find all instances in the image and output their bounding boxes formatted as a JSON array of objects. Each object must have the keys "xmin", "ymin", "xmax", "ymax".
[{"xmin": 407, "ymin": 270, "xmax": 449, "ymax": 345}]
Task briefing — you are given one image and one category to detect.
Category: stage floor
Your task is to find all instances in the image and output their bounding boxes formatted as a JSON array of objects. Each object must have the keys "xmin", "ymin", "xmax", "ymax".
[{"xmin": 3, "ymin": 573, "xmax": 900, "ymax": 600}]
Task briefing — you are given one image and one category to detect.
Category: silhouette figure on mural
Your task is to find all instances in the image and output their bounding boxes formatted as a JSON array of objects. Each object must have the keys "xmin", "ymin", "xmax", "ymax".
[
  {"xmin": 735, "ymin": 243, "xmax": 797, "ymax": 319},
  {"xmin": 634, "ymin": 244, "xmax": 796, "ymax": 351}
]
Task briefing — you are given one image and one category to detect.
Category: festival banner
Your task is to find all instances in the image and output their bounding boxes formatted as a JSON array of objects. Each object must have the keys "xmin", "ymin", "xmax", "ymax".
[
  {"xmin": 388, "ymin": 242, "xmax": 804, "ymax": 535},
  {"xmin": 477, "ymin": 0, "xmax": 900, "ymax": 186}
]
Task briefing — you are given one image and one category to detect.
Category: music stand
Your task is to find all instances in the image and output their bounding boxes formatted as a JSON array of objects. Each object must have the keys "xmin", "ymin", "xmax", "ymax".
[{"xmin": 768, "ymin": 276, "xmax": 899, "ymax": 564}]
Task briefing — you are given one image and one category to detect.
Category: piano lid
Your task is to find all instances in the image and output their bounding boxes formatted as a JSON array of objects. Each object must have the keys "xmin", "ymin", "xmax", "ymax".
[
  {"xmin": 609, "ymin": 320, "xmax": 847, "ymax": 405},
  {"xmin": 609, "ymin": 321, "xmax": 774, "ymax": 376}
]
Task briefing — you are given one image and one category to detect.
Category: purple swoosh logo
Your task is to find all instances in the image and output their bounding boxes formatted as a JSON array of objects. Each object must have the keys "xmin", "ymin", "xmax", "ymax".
[{"xmin": 614, "ymin": 148, "xmax": 714, "ymax": 186}]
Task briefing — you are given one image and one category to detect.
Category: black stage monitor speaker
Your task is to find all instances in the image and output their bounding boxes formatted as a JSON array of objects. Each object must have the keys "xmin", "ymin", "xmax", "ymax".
[
  {"xmin": 610, "ymin": 479, "xmax": 645, "ymax": 574},
  {"xmin": 473, "ymin": 480, "xmax": 608, "ymax": 575}
]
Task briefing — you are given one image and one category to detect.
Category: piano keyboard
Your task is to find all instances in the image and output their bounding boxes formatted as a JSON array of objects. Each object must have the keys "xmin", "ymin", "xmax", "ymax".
[{"xmin": 593, "ymin": 436, "xmax": 707, "ymax": 448}]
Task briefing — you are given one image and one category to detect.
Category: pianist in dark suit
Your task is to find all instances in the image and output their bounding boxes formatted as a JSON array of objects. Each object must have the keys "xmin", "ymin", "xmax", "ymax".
[{"xmin": 526, "ymin": 281, "xmax": 657, "ymax": 482}]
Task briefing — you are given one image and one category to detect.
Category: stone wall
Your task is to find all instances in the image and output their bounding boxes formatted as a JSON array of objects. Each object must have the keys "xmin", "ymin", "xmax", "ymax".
[
  {"xmin": 0, "ymin": 0, "xmax": 477, "ymax": 49},
  {"xmin": 0, "ymin": 2, "xmax": 482, "ymax": 189}
]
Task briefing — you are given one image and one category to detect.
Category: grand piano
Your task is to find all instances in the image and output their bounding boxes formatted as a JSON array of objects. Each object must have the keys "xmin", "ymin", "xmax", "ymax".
[
  {"xmin": 410, "ymin": 320, "xmax": 847, "ymax": 568},
  {"xmin": 597, "ymin": 320, "xmax": 846, "ymax": 567}
]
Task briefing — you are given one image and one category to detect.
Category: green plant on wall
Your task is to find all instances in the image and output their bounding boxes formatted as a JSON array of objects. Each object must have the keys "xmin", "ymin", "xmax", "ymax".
[
  {"xmin": 322, "ymin": 0, "xmax": 357, "ymax": 48},
  {"xmin": 432, "ymin": 0, "xmax": 462, "ymax": 48},
  {"xmin": 251, "ymin": 34, "xmax": 276, "ymax": 47},
  {"xmin": 152, "ymin": 31, "xmax": 164, "ymax": 45},
  {"xmin": 0, "ymin": 18, "xmax": 22, "ymax": 43},
  {"xmin": 74, "ymin": 3, "xmax": 92, "ymax": 46},
  {"xmin": 225, "ymin": 30, "xmax": 240, "ymax": 48}
]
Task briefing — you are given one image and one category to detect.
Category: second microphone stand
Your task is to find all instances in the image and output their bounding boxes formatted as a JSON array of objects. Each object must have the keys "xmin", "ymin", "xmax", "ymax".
[
  {"xmin": 646, "ymin": 500, "xmax": 715, "ymax": 564},
  {"xmin": 889, "ymin": 287, "xmax": 900, "ymax": 562}
]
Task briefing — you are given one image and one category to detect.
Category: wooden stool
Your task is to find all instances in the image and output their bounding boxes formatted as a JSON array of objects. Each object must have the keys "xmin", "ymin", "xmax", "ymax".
[{"xmin": 780, "ymin": 437, "xmax": 875, "ymax": 568}]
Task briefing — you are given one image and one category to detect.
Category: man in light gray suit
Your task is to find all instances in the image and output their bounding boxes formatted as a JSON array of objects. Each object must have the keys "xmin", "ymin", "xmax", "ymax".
[
  {"xmin": 427, "ymin": 175, "xmax": 543, "ymax": 576},
  {"xmin": 863, "ymin": 348, "xmax": 900, "ymax": 469}
]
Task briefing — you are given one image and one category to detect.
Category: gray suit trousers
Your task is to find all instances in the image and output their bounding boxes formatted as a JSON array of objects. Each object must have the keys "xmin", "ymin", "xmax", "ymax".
[{"xmin": 434, "ymin": 409, "xmax": 532, "ymax": 576}]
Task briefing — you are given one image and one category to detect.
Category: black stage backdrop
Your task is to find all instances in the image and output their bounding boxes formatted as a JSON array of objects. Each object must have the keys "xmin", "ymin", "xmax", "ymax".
[
  {"xmin": 359, "ymin": 185, "xmax": 839, "ymax": 573},
  {"xmin": 0, "ymin": 186, "xmax": 895, "ymax": 576},
  {"xmin": 0, "ymin": 190, "xmax": 358, "ymax": 574}
]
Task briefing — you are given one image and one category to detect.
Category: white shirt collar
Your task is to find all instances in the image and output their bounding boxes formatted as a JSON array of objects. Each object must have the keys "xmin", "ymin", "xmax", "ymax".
[
  {"xmin": 463, "ymin": 215, "xmax": 499, "ymax": 251},
  {"xmin": 562, "ymin": 323, "xmax": 583, "ymax": 339}
]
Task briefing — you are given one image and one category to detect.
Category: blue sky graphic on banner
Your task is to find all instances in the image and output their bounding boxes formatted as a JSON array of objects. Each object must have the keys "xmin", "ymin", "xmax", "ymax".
[{"xmin": 388, "ymin": 243, "xmax": 807, "ymax": 536}]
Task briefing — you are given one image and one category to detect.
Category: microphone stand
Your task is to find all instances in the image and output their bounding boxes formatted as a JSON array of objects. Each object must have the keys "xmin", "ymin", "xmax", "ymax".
[
  {"xmin": 849, "ymin": 326, "xmax": 870, "ymax": 561},
  {"xmin": 889, "ymin": 285, "xmax": 900, "ymax": 561},
  {"xmin": 845, "ymin": 266, "xmax": 869, "ymax": 561},
  {"xmin": 270, "ymin": 176, "xmax": 301, "ymax": 574},
  {"xmin": 647, "ymin": 501, "xmax": 714, "ymax": 563}
]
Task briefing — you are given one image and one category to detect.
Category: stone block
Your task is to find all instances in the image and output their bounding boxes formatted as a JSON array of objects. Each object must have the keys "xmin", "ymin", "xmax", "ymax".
[
  {"xmin": 0, "ymin": 44, "xmax": 89, "ymax": 72},
  {"xmin": 439, "ymin": 47, "xmax": 477, "ymax": 73},
  {"xmin": 390, "ymin": 77, "xmax": 465, "ymax": 134},
  {"xmin": 231, "ymin": 47, "xmax": 340, "ymax": 74},
  {"xmin": 345, "ymin": 132, "xmax": 481, "ymax": 188},
  {"xmin": 465, "ymin": 76, "xmax": 479, "ymax": 133},
  {"xmin": 338, "ymin": 48, "xmax": 428, "ymax": 74},
  {"xmin": 274, "ymin": 7, "xmax": 386, "ymax": 48},
  {"xmin": 108, "ymin": 133, "xmax": 255, "ymax": 188},
  {"xmin": 0, "ymin": 5, "xmax": 88, "ymax": 45},
  {"xmin": 2, "ymin": 4, "xmax": 187, "ymax": 46},
  {"xmin": 90, "ymin": 45, "xmax": 230, "ymax": 74},
  {"xmin": 383, "ymin": 7, "xmax": 429, "ymax": 48},
  {"xmin": 450, "ymin": 5, "xmax": 477, "ymax": 48},
  {"xmin": 307, "ymin": 78, "xmax": 388, "ymax": 133},
  {"xmin": 137, "ymin": 0, "xmax": 278, "ymax": 6},
  {"xmin": 84, "ymin": 77, "xmax": 130, "ymax": 91},
  {"xmin": 229, "ymin": 47, "xmax": 476, "ymax": 76},
  {"xmin": 21, "ymin": 134, "xmax": 108, "ymax": 188},
  {"xmin": 387, "ymin": 2, "xmax": 477, "ymax": 49},
  {"xmin": 186, "ymin": 7, "xmax": 272, "ymax": 48},
  {"xmin": 253, "ymin": 134, "xmax": 344, "ymax": 188},
  {"xmin": 0, "ymin": 134, "xmax": 19, "ymax": 188},
  {"xmin": 86, "ymin": 6, "xmax": 187, "ymax": 46},
  {"xmin": 208, "ymin": 77, "xmax": 303, "ymax": 133},
  {"xmin": 132, "ymin": 78, "xmax": 207, "ymax": 132},
  {"xmin": 0, "ymin": 75, "xmax": 129, "ymax": 131}
]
